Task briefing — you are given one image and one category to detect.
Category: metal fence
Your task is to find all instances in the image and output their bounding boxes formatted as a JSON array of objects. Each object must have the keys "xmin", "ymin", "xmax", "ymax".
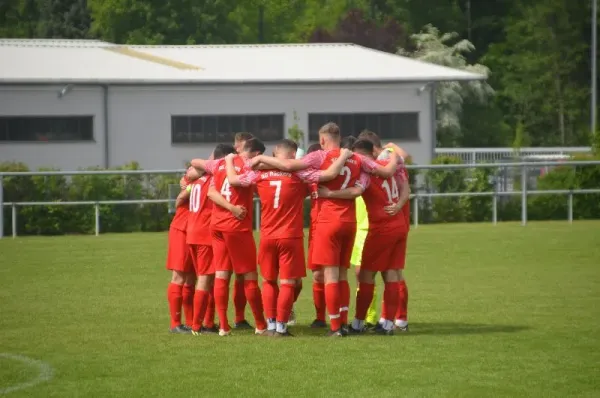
[
  {"xmin": 435, "ymin": 147, "xmax": 592, "ymax": 164},
  {"xmin": 1, "ymin": 160, "xmax": 600, "ymax": 239}
]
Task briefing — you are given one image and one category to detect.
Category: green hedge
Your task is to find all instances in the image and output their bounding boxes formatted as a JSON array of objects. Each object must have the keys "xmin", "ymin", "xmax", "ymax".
[{"xmin": 2, "ymin": 156, "xmax": 599, "ymax": 236}]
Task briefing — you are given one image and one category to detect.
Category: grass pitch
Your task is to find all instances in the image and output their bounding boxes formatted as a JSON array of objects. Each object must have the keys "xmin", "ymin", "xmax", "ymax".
[{"xmin": 1, "ymin": 222, "xmax": 599, "ymax": 397}]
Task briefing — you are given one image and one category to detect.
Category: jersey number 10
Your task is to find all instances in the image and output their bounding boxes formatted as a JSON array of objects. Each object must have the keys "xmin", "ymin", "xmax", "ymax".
[{"xmin": 189, "ymin": 184, "xmax": 202, "ymax": 212}]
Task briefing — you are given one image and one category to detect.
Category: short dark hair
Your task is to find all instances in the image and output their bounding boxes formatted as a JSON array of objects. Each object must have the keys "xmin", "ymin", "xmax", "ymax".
[
  {"xmin": 307, "ymin": 143, "xmax": 321, "ymax": 154},
  {"xmin": 358, "ymin": 130, "xmax": 382, "ymax": 148},
  {"xmin": 213, "ymin": 143, "xmax": 236, "ymax": 159},
  {"xmin": 276, "ymin": 139, "xmax": 298, "ymax": 153},
  {"xmin": 234, "ymin": 132, "xmax": 254, "ymax": 142},
  {"xmin": 352, "ymin": 139, "xmax": 374, "ymax": 156},
  {"xmin": 243, "ymin": 138, "xmax": 266, "ymax": 154},
  {"xmin": 341, "ymin": 135, "xmax": 357, "ymax": 149},
  {"xmin": 319, "ymin": 122, "xmax": 341, "ymax": 138}
]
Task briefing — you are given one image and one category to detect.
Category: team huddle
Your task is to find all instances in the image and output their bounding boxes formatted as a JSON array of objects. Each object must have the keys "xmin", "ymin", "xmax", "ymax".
[{"xmin": 165, "ymin": 123, "xmax": 411, "ymax": 337}]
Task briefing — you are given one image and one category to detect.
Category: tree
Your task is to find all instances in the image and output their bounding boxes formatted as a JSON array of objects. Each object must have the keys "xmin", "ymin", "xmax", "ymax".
[
  {"xmin": 38, "ymin": 0, "xmax": 91, "ymax": 39},
  {"xmin": 399, "ymin": 25, "xmax": 494, "ymax": 146}
]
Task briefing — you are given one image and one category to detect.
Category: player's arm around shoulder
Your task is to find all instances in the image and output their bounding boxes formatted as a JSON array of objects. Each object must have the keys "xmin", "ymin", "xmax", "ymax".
[
  {"xmin": 318, "ymin": 148, "xmax": 353, "ymax": 182},
  {"xmin": 175, "ymin": 186, "xmax": 190, "ymax": 208},
  {"xmin": 317, "ymin": 172, "xmax": 368, "ymax": 200},
  {"xmin": 207, "ymin": 184, "xmax": 247, "ymax": 220},
  {"xmin": 370, "ymin": 151, "xmax": 399, "ymax": 178},
  {"xmin": 251, "ymin": 151, "xmax": 322, "ymax": 172}
]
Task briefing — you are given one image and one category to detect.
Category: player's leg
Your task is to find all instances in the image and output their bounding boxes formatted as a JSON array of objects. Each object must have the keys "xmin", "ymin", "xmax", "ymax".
[
  {"xmin": 166, "ymin": 227, "xmax": 193, "ymax": 334},
  {"xmin": 379, "ymin": 268, "xmax": 400, "ymax": 336},
  {"xmin": 287, "ymin": 279, "xmax": 302, "ymax": 326},
  {"xmin": 338, "ymin": 222, "xmax": 357, "ymax": 334},
  {"xmin": 394, "ymin": 235, "xmax": 409, "ymax": 331},
  {"xmin": 274, "ymin": 238, "xmax": 306, "ymax": 337},
  {"xmin": 190, "ymin": 244, "xmax": 216, "ymax": 335},
  {"xmin": 233, "ymin": 273, "xmax": 250, "ymax": 329},
  {"xmin": 211, "ymin": 230, "xmax": 233, "ymax": 336},
  {"xmin": 182, "ymin": 270, "xmax": 196, "ymax": 329},
  {"xmin": 351, "ymin": 267, "xmax": 377, "ymax": 333},
  {"xmin": 259, "ymin": 238, "xmax": 279, "ymax": 334},
  {"xmin": 310, "ymin": 269, "xmax": 327, "ymax": 328},
  {"xmin": 351, "ymin": 228, "xmax": 377, "ymax": 327},
  {"xmin": 226, "ymin": 231, "xmax": 268, "ymax": 335},
  {"xmin": 323, "ymin": 265, "xmax": 343, "ymax": 336}
]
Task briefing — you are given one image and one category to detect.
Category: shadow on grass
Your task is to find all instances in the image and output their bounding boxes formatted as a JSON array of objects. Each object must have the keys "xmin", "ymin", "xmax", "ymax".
[{"xmin": 287, "ymin": 322, "xmax": 530, "ymax": 337}]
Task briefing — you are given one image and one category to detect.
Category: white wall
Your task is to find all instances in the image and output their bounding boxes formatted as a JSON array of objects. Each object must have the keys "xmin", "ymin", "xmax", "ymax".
[
  {"xmin": 0, "ymin": 85, "xmax": 105, "ymax": 170},
  {"xmin": 108, "ymin": 83, "xmax": 433, "ymax": 169},
  {"xmin": 0, "ymin": 83, "xmax": 433, "ymax": 170}
]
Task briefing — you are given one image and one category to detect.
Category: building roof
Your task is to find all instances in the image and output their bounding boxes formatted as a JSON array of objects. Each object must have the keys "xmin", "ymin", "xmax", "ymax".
[{"xmin": 0, "ymin": 39, "xmax": 485, "ymax": 85}]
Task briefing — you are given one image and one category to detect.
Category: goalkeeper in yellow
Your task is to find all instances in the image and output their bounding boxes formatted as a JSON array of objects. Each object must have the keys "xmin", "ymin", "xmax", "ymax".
[{"xmin": 351, "ymin": 131, "xmax": 411, "ymax": 328}]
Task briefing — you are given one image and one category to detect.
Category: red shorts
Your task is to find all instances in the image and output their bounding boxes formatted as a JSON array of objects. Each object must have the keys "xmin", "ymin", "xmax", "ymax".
[
  {"xmin": 309, "ymin": 222, "xmax": 356, "ymax": 270},
  {"xmin": 259, "ymin": 237, "xmax": 306, "ymax": 280},
  {"xmin": 211, "ymin": 230, "xmax": 257, "ymax": 274},
  {"xmin": 361, "ymin": 231, "xmax": 408, "ymax": 272},
  {"xmin": 189, "ymin": 244, "xmax": 214, "ymax": 276},
  {"xmin": 166, "ymin": 227, "xmax": 194, "ymax": 273},
  {"xmin": 307, "ymin": 225, "xmax": 315, "ymax": 269}
]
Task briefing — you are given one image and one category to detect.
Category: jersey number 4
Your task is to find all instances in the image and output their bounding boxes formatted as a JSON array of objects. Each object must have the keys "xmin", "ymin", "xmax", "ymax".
[
  {"xmin": 269, "ymin": 180, "xmax": 281, "ymax": 209},
  {"xmin": 189, "ymin": 184, "xmax": 202, "ymax": 212},
  {"xmin": 221, "ymin": 179, "xmax": 232, "ymax": 202},
  {"xmin": 381, "ymin": 178, "xmax": 399, "ymax": 203}
]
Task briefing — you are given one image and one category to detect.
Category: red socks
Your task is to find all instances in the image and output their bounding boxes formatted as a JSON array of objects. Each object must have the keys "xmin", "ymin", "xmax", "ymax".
[
  {"xmin": 192, "ymin": 290, "xmax": 209, "ymax": 331},
  {"xmin": 355, "ymin": 282, "xmax": 375, "ymax": 321},
  {"xmin": 214, "ymin": 277, "xmax": 230, "ymax": 331},
  {"xmin": 167, "ymin": 283, "xmax": 183, "ymax": 328},
  {"xmin": 383, "ymin": 282, "xmax": 400, "ymax": 322},
  {"xmin": 203, "ymin": 291, "xmax": 215, "ymax": 328},
  {"xmin": 182, "ymin": 284, "xmax": 195, "ymax": 326},
  {"xmin": 339, "ymin": 280, "xmax": 350, "ymax": 325},
  {"xmin": 277, "ymin": 283, "xmax": 295, "ymax": 323},
  {"xmin": 234, "ymin": 279, "xmax": 247, "ymax": 323},
  {"xmin": 325, "ymin": 282, "xmax": 341, "ymax": 331},
  {"xmin": 244, "ymin": 280, "xmax": 267, "ymax": 330},
  {"xmin": 262, "ymin": 280, "xmax": 279, "ymax": 320},
  {"xmin": 396, "ymin": 280, "xmax": 408, "ymax": 321},
  {"xmin": 294, "ymin": 280, "xmax": 303, "ymax": 303},
  {"xmin": 313, "ymin": 282, "xmax": 326, "ymax": 322}
]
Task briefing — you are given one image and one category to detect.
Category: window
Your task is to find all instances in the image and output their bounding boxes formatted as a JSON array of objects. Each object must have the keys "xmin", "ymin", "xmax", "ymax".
[
  {"xmin": 171, "ymin": 114, "xmax": 285, "ymax": 144},
  {"xmin": 308, "ymin": 112, "xmax": 419, "ymax": 141},
  {"xmin": 0, "ymin": 116, "xmax": 94, "ymax": 142}
]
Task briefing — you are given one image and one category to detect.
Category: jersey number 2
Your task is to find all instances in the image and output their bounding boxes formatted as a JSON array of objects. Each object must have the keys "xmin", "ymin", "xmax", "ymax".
[
  {"xmin": 269, "ymin": 180, "xmax": 281, "ymax": 209},
  {"xmin": 189, "ymin": 184, "xmax": 202, "ymax": 212},
  {"xmin": 221, "ymin": 179, "xmax": 232, "ymax": 202},
  {"xmin": 340, "ymin": 166, "xmax": 351, "ymax": 189},
  {"xmin": 381, "ymin": 178, "xmax": 399, "ymax": 203}
]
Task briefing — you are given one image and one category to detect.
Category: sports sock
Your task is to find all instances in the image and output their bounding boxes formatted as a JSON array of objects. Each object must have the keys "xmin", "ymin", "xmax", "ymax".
[
  {"xmin": 355, "ymin": 282, "xmax": 375, "ymax": 321},
  {"xmin": 277, "ymin": 283, "xmax": 295, "ymax": 324},
  {"xmin": 167, "ymin": 283, "xmax": 183, "ymax": 329},
  {"xmin": 244, "ymin": 280, "xmax": 267, "ymax": 331},
  {"xmin": 261, "ymin": 280, "xmax": 279, "ymax": 320},
  {"xmin": 312, "ymin": 282, "xmax": 326, "ymax": 322},
  {"xmin": 276, "ymin": 321, "xmax": 287, "ymax": 334},
  {"xmin": 351, "ymin": 318, "xmax": 365, "ymax": 331},
  {"xmin": 384, "ymin": 282, "xmax": 400, "ymax": 325},
  {"xmin": 339, "ymin": 280, "xmax": 350, "ymax": 325},
  {"xmin": 192, "ymin": 290, "xmax": 209, "ymax": 331},
  {"xmin": 396, "ymin": 280, "xmax": 408, "ymax": 321},
  {"xmin": 182, "ymin": 284, "xmax": 195, "ymax": 326},
  {"xmin": 203, "ymin": 290, "xmax": 215, "ymax": 328},
  {"xmin": 214, "ymin": 277, "xmax": 230, "ymax": 331},
  {"xmin": 293, "ymin": 280, "xmax": 303, "ymax": 302},
  {"xmin": 325, "ymin": 282, "xmax": 341, "ymax": 331},
  {"xmin": 233, "ymin": 279, "xmax": 247, "ymax": 323}
]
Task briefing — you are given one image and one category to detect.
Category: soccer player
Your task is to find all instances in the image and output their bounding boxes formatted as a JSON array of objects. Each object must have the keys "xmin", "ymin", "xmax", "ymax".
[
  {"xmin": 230, "ymin": 132, "xmax": 255, "ymax": 329},
  {"xmin": 165, "ymin": 171, "xmax": 196, "ymax": 334},
  {"xmin": 191, "ymin": 138, "xmax": 269, "ymax": 336},
  {"xmin": 319, "ymin": 139, "xmax": 410, "ymax": 335},
  {"xmin": 186, "ymin": 144, "xmax": 243, "ymax": 335},
  {"xmin": 250, "ymin": 123, "xmax": 399, "ymax": 336},
  {"xmin": 225, "ymin": 139, "xmax": 352, "ymax": 336}
]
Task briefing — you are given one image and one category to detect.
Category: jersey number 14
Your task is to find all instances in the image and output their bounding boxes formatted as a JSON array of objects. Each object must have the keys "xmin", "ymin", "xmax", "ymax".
[{"xmin": 381, "ymin": 178, "xmax": 399, "ymax": 203}]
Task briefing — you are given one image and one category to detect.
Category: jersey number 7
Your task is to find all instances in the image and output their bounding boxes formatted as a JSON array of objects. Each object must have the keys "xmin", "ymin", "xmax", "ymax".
[{"xmin": 269, "ymin": 180, "xmax": 281, "ymax": 209}]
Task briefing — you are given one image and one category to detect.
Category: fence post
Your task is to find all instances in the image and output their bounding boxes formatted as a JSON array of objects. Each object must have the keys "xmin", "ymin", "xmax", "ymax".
[
  {"xmin": 568, "ymin": 191, "xmax": 573, "ymax": 224},
  {"xmin": 413, "ymin": 195, "xmax": 419, "ymax": 228},
  {"xmin": 95, "ymin": 203, "xmax": 100, "ymax": 236},
  {"xmin": 11, "ymin": 204, "xmax": 17, "ymax": 238},
  {"xmin": 0, "ymin": 176, "xmax": 3, "ymax": 239},
  {"xmin": 521, "ymin": 163, "xmax": 528, "ymax": 226},
  {"xmin": 492, "ymin": 194, "xmax": 498, "ymax": 225}
]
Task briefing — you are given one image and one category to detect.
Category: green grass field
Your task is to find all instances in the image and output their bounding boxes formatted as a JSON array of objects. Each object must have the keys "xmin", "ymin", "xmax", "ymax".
[{"xmin": 1, "ymin": 222, "xmax": 600, "ymax": 397}]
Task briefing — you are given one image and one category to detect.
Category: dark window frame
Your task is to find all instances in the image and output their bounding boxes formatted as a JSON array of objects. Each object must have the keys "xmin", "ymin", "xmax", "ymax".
[
  {"xmin": 171, "ymin": 114, "xmax": 286, "ymax": 144},
  {"xmin": 308, "ymin": 112, "xmax": 420, "ymax": 142},
  {"xmin": 0, "ymin": 116, "xmax": 95, "ymax": 142}
]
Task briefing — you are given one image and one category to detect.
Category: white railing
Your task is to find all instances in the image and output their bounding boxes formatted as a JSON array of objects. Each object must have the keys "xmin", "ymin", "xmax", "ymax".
[
  {"xmin": 436, "ymin": 147, "xmax": 592, "ymax": 164},
  {"xmin": 1, "ymin": 160, "xmax": 599, "ymax": 238}
]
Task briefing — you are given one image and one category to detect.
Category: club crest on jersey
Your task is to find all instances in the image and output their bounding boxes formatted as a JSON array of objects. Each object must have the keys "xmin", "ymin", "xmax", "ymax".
[{"xmin": 261, "ymin": 171, "xmax": 292, "ymax": 178}]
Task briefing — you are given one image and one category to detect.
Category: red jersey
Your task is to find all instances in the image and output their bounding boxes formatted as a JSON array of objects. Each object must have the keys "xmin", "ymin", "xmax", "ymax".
[
  {"xmin": 361, "ymin": 159, "xmax": 409, "ymax": 234},
  {"xmin": 169, "ymin": 175, "xmax": 190, "ymax": 231},
  {"xmin": 186, "ymin": 175, "xmax": 213, "ymax": 245},
  {"xmin": 237, "ymin": 168, "xmax": 320, "ymax": 239},
  {"xmin": 309, "ymin": 183, "xmax": 319, "ymax": 225},
  {"xmin": 205, "ymin": 156, "xmax": 254, "ymax": 232},
  {"xmin": 301, "ymin": 149, "xmax": 372, "ymax": 223}
]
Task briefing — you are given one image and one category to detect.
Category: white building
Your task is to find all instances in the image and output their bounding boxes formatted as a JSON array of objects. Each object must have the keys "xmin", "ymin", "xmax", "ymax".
[{"xmin": 0, "ymin": 39, "xmax": 484, "ymax": 170}]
